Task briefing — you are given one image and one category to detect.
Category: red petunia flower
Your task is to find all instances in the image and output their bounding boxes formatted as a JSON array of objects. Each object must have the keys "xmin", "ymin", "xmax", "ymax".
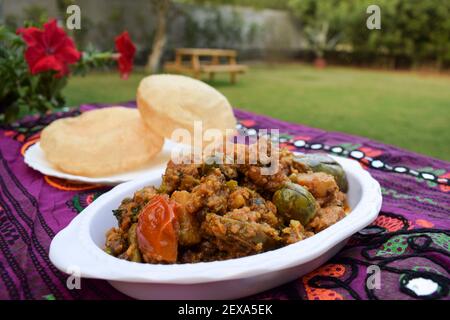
[
  {"xmin": 17, "ymin": 19, "xmax": 81, "ymax": 78},
  {"xmin": 115, "ymin": 31, "xmax": 136, "ymax": 80}
]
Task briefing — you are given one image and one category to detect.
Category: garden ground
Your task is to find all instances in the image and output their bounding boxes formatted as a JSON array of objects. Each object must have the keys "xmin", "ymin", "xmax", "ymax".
[{"xmin": 64, "ymin": 63, "xmax": 450, "ymax": 161}]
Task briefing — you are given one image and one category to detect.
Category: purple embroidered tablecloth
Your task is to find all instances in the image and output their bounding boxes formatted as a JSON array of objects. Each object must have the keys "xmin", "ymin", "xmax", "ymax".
[{"xmin": 0, "ymin": 102, "xmax": 449, "ymax": 300}]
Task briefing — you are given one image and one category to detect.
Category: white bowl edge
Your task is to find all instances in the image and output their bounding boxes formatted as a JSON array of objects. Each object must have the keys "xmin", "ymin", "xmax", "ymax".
[{"xmin": 49, "ymin": 156, "xmax": 382, "ymax": 286}]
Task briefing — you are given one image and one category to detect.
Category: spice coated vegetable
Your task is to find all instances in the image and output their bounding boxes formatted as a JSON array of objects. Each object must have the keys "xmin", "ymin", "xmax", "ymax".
[
  {"xmin": 105, "ymin": 145, "xmax": 349, "ymax": 264},
  {"xmin": 136, "ymin": 195, "xmax": 178, "ymax": 263},
  {"xmin": 272, "ymin": 182, "xmax": 318, "ymax": 225},
  {"xmin": 294, "ymin": 154, "xmax": 348, "ymax": 192}
]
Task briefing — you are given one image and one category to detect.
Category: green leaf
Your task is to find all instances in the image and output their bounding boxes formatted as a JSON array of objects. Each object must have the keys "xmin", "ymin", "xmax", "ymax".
[{"xmin": 4, "ymin": 105, "xmax": 20, "ymax": 123}]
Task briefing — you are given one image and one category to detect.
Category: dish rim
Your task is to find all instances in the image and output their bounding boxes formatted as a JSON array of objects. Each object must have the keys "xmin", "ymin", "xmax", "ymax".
[
  {"xmin": 49, "ymin": 155, "xmax": 382, "ymax": 284},
  {"xmin": 24, "ymin": 141, "xmax": 186, "ymax": 185}
]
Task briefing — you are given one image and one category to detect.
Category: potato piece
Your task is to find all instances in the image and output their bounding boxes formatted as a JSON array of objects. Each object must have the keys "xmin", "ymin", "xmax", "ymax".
[
  {"xmin": 171, "ymin": 191, "xmax": 202, "ymax": 246},
  {"xmin": 294, "ymin": 154, "xmax": 348, "ymax": 192},
  {"xmin": 308, "ymin": 206, "xmax": 346, "ymax": 232},
  {"xmin": 293, "ymin": 172, "xmax": 339, "ymax": 200}
]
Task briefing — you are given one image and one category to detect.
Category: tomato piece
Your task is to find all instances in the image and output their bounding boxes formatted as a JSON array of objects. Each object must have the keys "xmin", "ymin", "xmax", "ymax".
[{"xmin": 136, "ymin": 195, "xmax": 178, "ymax": 263}]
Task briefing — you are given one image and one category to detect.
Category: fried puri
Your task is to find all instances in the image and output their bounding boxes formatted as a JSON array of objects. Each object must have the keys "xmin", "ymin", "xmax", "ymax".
[
  {"xmin": 40, "ymin": 107, "xmax": 164, "ymax": 177},
  {"xmin": 137, "ymin": 74, "xmax": 237, "ymax": 140}
]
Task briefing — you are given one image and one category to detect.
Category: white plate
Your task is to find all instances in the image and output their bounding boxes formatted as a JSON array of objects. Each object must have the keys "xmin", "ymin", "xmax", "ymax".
[
  {"xmin": 49, "ymin": 156, "xmax": 382, "ymax": 300},
  {"xmin": 24, "ymin": 140, "xmax": 189, "ymax": 185}
]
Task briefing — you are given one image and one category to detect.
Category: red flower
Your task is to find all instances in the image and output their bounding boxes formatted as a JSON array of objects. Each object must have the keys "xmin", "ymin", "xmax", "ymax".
[
  {"xmin": 115, "ymin": 31, "xmax": 136, "ymax": 79},
  {"xmin": 17, "ymin": 19, "xmax": 81, "ymax": 78}
]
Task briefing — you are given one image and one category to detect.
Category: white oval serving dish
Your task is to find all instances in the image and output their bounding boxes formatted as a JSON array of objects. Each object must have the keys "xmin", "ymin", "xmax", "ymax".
[{"xmin": 49, "ymin": 155, "xmax": 382, "ymax": 300}]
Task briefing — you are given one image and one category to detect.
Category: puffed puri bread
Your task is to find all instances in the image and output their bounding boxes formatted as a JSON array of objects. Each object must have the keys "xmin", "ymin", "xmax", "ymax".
[
  {"xmin": 137, "ymin": 74, "xmax": 237, "ymax": 140},
  {"xmin": 40, "ymin": 107, "xmax": 164, "ymax": 177}
]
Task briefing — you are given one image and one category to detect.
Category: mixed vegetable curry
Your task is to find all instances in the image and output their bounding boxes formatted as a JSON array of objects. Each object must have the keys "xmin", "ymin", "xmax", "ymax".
[{"xmin": 105, "ymin": 146, "xmax": 349, "ymax": 264}]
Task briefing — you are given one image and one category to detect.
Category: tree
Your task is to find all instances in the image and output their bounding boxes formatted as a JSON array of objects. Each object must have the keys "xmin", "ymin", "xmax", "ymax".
[
  {"xmin": 145, "ymin": 0, "xmax": 290, "ymax": 73},
  {"xmin": 288, "ymin": 0, "xmax": 352, "ymax": 64},
  {"xmin": 346, "ymin": 0, "xmax": 450, "ymax": 69},
  {"xmin": 146, "ymin": 0, "xmax": 171, "ymax": 73},
  {"xmin": 181, "ymin": 0, "xmax": 290, "ymax": 10}
]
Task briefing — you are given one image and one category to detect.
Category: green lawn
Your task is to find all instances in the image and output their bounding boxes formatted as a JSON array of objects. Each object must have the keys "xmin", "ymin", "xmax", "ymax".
[{"xmin": 64, "ymin": 64, "xmax": 450, "ymax": 161}]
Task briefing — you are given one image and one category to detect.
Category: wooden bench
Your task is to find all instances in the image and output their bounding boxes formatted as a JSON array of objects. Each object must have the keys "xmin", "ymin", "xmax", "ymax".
[{"xmin": 164, "ymin": 48, "xmax": 248, "ymax": 84}]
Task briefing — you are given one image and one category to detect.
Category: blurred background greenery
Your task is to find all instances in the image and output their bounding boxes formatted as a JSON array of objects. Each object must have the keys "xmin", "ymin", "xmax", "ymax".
[
  {"xmin": 64, "ymin": 65, "xmax": 450, "ymax": 161},
  {"xmin": 4, "ymin": 0, "xmax": 450, "ymax": 70},
  {"xmin": 1, "ymin": 0, "xmax": 449, "ymax": 160}
]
